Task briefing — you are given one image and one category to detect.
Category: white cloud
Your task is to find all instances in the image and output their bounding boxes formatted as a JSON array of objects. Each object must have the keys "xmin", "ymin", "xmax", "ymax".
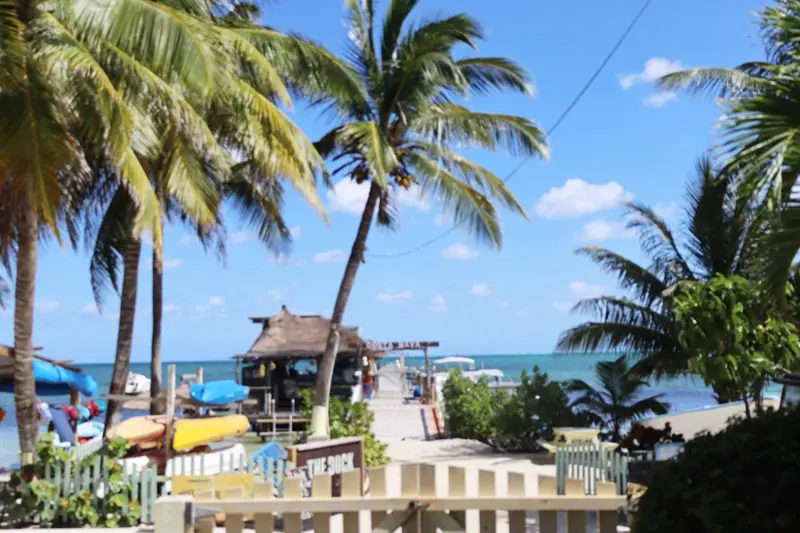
[
  {"xmin": 553, "ymin": 301, "xmax": 573, "ymax": 313},
  {"xmin": 535, "ymin": 179, "xmax": 633, "ymax": 219},
  {"xmin": 470, "ymin": 283, "xmax": 492, "ymax": 296},
  {"xmin": 195, "ymin": 304, "xmax": 210, "ymax": 313},
  {"xmin": 327, "ymin": 179, "xmax": 430, "ymax": 214},
  {"xmin": 375, "ymin": 288, "xmax": 414, "ymax": 302},
  {"xmin": 580, "ymin": 219, "xmax": 636, "ymax": 242},
  {"xmin": 264, "ymin": 289, "xmax": 283, "ymax": 301},
  {"xmin": 497, "ymin": 301, "xmax": 510, "ymax": 308},
  {"xmin": 569, "ymin": 281, "xmax": 605, "ymax": 298},
  {"xmin": 197, "ymin": 296, "xmax": 223, "ymax": 312},
  {"xmin": 163, "ymin": 303, "xmax": 180, "ymax": 314},
  {"xmin": 81, "ymin": 302, "xmax": 99, "ymax": 315},
  {"xmin": 620, "ymin": 57, "xmax": 683, "ymax": 90},
  {"xmin": 230, "ymin": 230, "xmax": 258, "ymax": 245},
  {"xmin": 178, "ymin": 235, "xmax": 195, "ymax": 246},
  {"xmin": 314, "ymin": 249, "xmax": 346, "ymax": 264},
  {"xmin": 290, "ymin": 226, "xmax": 302, "ymax": 239},
  {"xmin": 429, "ymin": 295, "xmax": 448, "ymax": 312},
  {"xmin": 208, "ymin": 296, "xmax": 224, "ymax": 306},
  {"xmin": 643, "ymin": 91, "xmax": 678, "ymax": 108},
  {"xmin": 653, "ymin": 201, "xmax": 678, "ymax": 220},
  {"xmin": 441, "ymin": 243, "xmax": 479, "ymax": 261},
  {"xmin": 36, "ymin": 300, "xmax": 59, "ymax": 312},
  {"xmin": 164, "ymin": 259, "xmax": 183, "ymax": 271}
]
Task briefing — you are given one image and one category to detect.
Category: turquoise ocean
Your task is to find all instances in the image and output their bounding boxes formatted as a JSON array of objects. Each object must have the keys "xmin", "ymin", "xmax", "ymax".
[{"xmin": 0, "ymin": 353, "xmax": 782, "ymax": 467}]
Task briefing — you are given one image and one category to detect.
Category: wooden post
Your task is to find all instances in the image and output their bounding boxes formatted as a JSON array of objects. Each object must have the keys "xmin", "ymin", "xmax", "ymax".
[
  {"xmin": 154, "ymin": 495, "xmax": 194, "ymax": 533},
  {"xmin": 423, "ymin": 346, "xmax": 431, "ymax": 404},
  {"xmin": 164, "ymin": 364, "xmax": 177, "ymax": 462},
  {"xmin": 196, "ymin": 367, "xmax": 204, "ymax": 385}
]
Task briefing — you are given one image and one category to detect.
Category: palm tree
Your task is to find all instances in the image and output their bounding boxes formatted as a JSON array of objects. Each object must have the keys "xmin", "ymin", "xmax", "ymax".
[
  {"xmin": 557, "ymin": 155, "xmax": 773, "ymax": 403},
  {"xmin": 86, "ymin": 0, "xmax": 342, "ymax": 421},
  {"xmin": 0, "ymin": 276, "xmax": 7, "ymax": 310},
  {"xmin": 658, "ymin": 0, "xmax": 800, "ymax": 293},
  {"xmin": 0, "ymin": 0, "xmax": 225, "ymax": 458},
  {"xmin": 309, "ymin": 0, "xmax": 549, "ymax": 436},
  {"xmin": 565, "ymin": 355, "xmax": 670, "ymax": 441}
]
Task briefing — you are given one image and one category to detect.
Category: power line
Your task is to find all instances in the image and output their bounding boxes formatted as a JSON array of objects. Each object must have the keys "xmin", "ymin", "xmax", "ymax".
[{"xmin": 367, "ymin": 0, "xmax": 655, "ymax": 259}]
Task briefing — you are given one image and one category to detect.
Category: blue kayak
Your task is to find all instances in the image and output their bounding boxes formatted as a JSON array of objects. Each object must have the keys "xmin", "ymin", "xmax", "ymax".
[
  {"xmin": 0, "ymin": 359, "xmax": 97, "ymax": 397},
  {"xmin": 189, "ymin": 380, "xmax": 249, "ymax": 406}
]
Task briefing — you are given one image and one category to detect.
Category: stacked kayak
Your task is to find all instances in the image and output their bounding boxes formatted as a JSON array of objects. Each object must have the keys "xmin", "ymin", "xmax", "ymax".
[
  {"xmin": 188, "ymin": 380, "xmax": 249, "ymax": 406},
  {"xmin": 107, "ymin": 415, "xmax": 168, "ymax": 445},
  {"xmin": 108, "ymin": 414, "xmax": 250, "ymax": 452},
  {"xmin": 172, "ymin": 415, "xmax": 249, "ymax": 451}
]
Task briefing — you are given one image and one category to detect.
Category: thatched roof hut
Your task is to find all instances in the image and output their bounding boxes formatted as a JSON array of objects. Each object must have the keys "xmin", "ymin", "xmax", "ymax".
[{"xmin": 236, "ymin": 305, "xmax": 371, "ymax": 361}]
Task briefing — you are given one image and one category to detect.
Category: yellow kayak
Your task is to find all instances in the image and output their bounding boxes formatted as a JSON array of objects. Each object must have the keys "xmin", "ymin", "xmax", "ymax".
[{"xmin": 172, "ymin": 415, "xmax": 250, "ymax": 452}]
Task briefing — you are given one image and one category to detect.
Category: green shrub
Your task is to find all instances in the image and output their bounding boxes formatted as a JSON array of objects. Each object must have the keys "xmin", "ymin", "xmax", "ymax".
[
  {"xmin": 441, "ymin": 366, "xmax": 589, "ymax": 452},
  {"xmin": 633, "ymin": 406, "xmax": 800, "ymax": 533},
  {"xmin": 297, "ymin": 389, "xmax": 388, "ymax": 466},
  {"xmin": 3, "ymin": 433, "xmax": 141, "ymax": 528}
]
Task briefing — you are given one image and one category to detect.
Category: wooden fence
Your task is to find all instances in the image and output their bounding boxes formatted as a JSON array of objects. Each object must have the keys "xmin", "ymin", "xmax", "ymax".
[
  {"xmin": 43, "ymin": 455, "xmax": 159, "ymax": 523},
  {"xmin": 555, "ymin": 442, "xmax": 650, "ymax": 495},
  {"xmin": 155, "ymin": 462, "xmax": 627, "ymax": 533},
  {"xmin": 41, "ymin": 454, "xmax": 294, "ymax": 524}
]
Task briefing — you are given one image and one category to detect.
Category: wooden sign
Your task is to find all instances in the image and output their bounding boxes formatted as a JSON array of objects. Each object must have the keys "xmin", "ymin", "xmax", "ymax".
[
  {"xmin": 172, "ymin": 472, "xmax": 256, "ymax": 497},
  {"xmin": 286, "ymin": 436, "xmax": 364, "ymax": 497},
  {"xmin": 366, "ymin": 341, "xmax": 439, "ymax": 351}
]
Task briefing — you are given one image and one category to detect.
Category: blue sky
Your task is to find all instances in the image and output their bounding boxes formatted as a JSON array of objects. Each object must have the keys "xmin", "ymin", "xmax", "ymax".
[{"xmin": 0, "ymin": 0, "xmax": 766, "ymax": 361}]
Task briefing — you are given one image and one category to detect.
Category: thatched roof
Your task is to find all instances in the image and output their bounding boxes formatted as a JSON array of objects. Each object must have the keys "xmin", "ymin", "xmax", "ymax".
[{"xmin": 237, "ymin": 306, "xmax": 370, "ymax": 360}]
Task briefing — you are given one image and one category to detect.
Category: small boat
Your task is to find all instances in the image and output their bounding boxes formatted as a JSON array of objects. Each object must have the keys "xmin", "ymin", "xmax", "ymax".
[
  {"xmin": 188, "ymin": 380, "xmax": 249, "ymax": 406},
  {"xmin": 107, "ymin": 415, "xmax": 167, "ymax": 445},
  {"xmin": 172, "ymin": 415, "xmax": 250, "ymax": 452},
  {"xmin": 125, "ymin": 372, "xmax": 151, "ymax": 395},
  {"xmin": 76, "ymin": 420, "xmax": 104, "ymax": 440}
]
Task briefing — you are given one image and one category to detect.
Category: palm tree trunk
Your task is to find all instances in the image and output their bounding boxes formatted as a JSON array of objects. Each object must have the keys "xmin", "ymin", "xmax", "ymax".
[
  {"xmin": 310, "ymin": 182, "xmax": 381, "ymax": 438},
  {"xmin": 13, "ymin": 198, "xmax": 39, "ymax": 464},
  {"xmin": 150, "ymin": 225, "xmax": 164, "ymax": 415},
  {"xmin": 104, "ymin": 238, "xmax": 142, "ymax": 432}
]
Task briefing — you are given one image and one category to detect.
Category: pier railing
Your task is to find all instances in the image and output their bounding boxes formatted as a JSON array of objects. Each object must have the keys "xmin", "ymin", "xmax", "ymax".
[{"xmin": 154, "ymin": 462, "xmax": 626, "ymax": 533}]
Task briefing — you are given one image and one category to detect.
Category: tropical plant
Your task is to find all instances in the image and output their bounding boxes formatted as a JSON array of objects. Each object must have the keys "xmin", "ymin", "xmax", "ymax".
[
  {"xmin": 0, "ymin": 275, "xmax": 7, "ymax": 310},
  {"xmin": 310, "ymin": 0, "xmax": 549, "ymax": 436},
  {"xmin": 658, "ymin": 0, "xmax": 800, "ymax": 293},
  {"xmin": 441, "ymin": 367, "xmax": 589, "ymax": 452},
  {"xmin": 633, "ymin": 406, "xmax": 800, "ymax": 533},
  {"xmin": 671, "ymin": 274, "xmax": 800, "ymax": 417},
  {"xmin": 565, "ymin": 356, "xmax": 670, "ymax": 441},
  {"xmin": 557, "ymin": 155, "xmax": 774, "ymax": 402},
  {"xmin": 83, "ymin": 0, "xmax": 343, "ymax": 421},
  {"xmin": 0, "ymin": 0, "xmax": 211, "ymax": 459}
]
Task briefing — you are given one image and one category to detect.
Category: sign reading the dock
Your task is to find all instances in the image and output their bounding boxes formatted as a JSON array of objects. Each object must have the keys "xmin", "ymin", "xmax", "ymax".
[{"xmin": 287, "ymin": 437, "xmax": 364, "ymax": 497}]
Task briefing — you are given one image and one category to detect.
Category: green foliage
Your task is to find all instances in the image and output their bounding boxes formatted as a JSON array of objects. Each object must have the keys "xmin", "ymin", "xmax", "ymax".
[
  {"xmin": 442, "ymin": 366, "xmax": 589, "ymax": 452},
  {"xmin": 633, "ymin": 406, "xmax": 800, "ymax": 533},
  {"xmin": 557, "ymin": 157, "xmax": 775, "ymax": 401},
  {"xmin": 3, "ymin": 433, "xmax": 140, "ymax": 528},
  {"xmin": 672, "ymin": 274, "xmax": 800, "ymax": 414},
  {"xmin": 297, "ymin": 389, "xmax": 388, "ymax": 467},
  {"xmin": 566, "ymin": 356, "xmax": 670, "ymax": 441}
]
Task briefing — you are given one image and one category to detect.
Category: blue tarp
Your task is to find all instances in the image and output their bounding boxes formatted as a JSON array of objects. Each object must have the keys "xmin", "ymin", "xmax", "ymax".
[
  {"xmin": 189, "ymin": 380, "xmax": 249, "ymax": 405},
  {"xmin": 0, "ymin": 359, "xmax": 97, "ymax": 397}
]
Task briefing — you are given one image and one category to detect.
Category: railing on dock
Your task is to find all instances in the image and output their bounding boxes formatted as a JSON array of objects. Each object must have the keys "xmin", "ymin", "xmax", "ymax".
[
  {"xmin": 155, "ymin": 462, "xmax": 627, "ymax": 533},
  {"xmin": 555, "ymin": 441, "xmax": 642, "ymax": 495}
]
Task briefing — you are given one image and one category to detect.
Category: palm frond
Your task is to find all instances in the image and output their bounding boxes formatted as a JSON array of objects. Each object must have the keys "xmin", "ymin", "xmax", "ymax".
[
  {"xmin": 576, "ymin": 246, "xmax": 667, "ymax": 305},
  {"xmin": 456, "ymin": 57, "xmax": 533, "ymax": 95},
  {"xmin": 412, "ymin": 104, "xmax": 548, "ymax": 158},
  {"xmin": 625, "ymin": 202, "xmax": 694, "ymax": 283},
  {"xmin": 0, "ymin": 0, "xmax": 25, "ymax": 90},
  {"xmin": 380, "ymin": 0, "xmax": 419, "ymax": 65},
  {"xmin": 658, "ymin": 67, "xmax": 776, "ymax": 98}
]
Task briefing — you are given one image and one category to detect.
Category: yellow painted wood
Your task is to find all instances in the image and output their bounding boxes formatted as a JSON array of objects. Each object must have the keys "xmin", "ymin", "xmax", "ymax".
[
  {"xmin": 312, "ymin": 474, "xmax": 332, "ymax": 533},
  {"xmin": 341, "ymin": 469, "xmax": 361, "ymax": 533},
  {"xmin": 506, "ymin": 472, "xmax": 526, "ymax": 533},
  {"xmin": 478, "ymin": 470, "xmax": 497, "ymax": 533},
  {"xmin": 252, "ymin": 482, "xmax": 274, "ymax": 533},
  {"xmin": 538, "ymin": 475, "xmax": 558, "ymax": 533},
  {"xmin": 282, "ymin": 477, "xmax": 303, "ymax": 533}
]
